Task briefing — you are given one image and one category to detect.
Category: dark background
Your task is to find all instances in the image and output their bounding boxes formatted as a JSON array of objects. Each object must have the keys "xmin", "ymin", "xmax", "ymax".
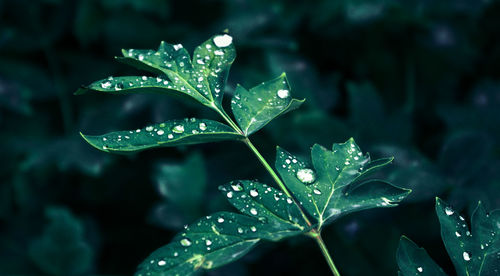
[{"xmin": 1, "ymin": 0, "xmax": 499, "ymax": 275}]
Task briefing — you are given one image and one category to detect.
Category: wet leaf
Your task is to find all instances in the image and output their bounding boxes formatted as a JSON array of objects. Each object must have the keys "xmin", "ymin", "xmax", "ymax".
[
  {"xmin": 231, "ymin": 73, "xmax": 304, "ymax": 136},
  {"xmin": 80, "ymin": 33, "xmax": 237, "ymax": 110},
  {"xmin": 397, "ymin": 236, "xmax": 446, "ymax": 276},
  {"xmin": 435, "ymin": 198, "xmax": 500, "ymax": 276},
  {"xmin": 276, "ymin": 138, "xmax": 410, "ymax": 229},
  {"xmin": 81, "ymin": 118, "xmax": 243, "ymax": 153},
  {"xmin": 135, "ymin": 212, "xmax": 262, "ymax": 276},
  {"xmin": 219, "ymin": 180, "xmax": 309, "ymax": 241}
]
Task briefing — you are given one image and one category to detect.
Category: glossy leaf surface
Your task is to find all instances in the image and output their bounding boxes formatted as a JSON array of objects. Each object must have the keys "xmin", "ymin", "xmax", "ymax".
[
  {"xmin": 78, "ymin": 34, "xmax": 236, "ymax": 109},
  {"xmin": 136, "ymin": 212, "xmax": 260, "ymax": 276},
  {"xmin": 231, "ymin": 73, "xmax": 304, "ymax": 136},
  {"xmin": 81, "ymin": 118, "xmax": 242, "ymax": 153},
  {"xmin": 219, "ymin": 180, "xmax": 309, "ymax": 241},
  {"xmin": 276, "ymin": 138, "xmax": 410, "ymax": 228},
  {"xmin": 436, "ymin": 199, "xmax": 500, "ymax": 276},
  {"xmin": 397, "ymin": 236, "xmax": 446, "ymax": 276}
]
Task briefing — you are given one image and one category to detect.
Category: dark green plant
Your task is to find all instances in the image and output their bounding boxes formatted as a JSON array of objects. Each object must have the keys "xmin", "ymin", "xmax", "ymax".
[
  {"xmin": 397, "ymin": 198, "xmax": 500, "ymax": 276},
  {"xmin": 77, "ymin": 32, "xmax": 411, "ymax": 275}
]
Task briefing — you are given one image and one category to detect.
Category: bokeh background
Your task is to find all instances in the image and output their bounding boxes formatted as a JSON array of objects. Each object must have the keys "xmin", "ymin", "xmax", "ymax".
[{"xmin": 1, "ymin": 0, "xmax": 500, "ymax": 275}]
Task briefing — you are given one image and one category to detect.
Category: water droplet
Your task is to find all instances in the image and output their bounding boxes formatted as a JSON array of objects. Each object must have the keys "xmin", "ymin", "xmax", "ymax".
[
  {"xmin": 173, "ymin": 44, "xmax": 183, "ymax": 51},
  {"xmin": 231, "ymin": 183, "xmax": 243, "ymax": 191},
  {"xmin": 445, "ymin": 207, "xmax": 454, "ymax": 216},
  {"xmin": 101, "ymin": 81, "xmax": 112, "ymax": 89},
  {"xmin": 226, "ymin": 191, "xmax": 233, "ymax": 198},
  {"xmin": 296, "ymin": 168, "xmax": 316, "ymax": 184},
  {"xmin": 167, "ymin": 134, "xmax": 174, "ymax": 139},
  {"xmin": 199, "ymin": 122, "xmax": 207, "ymax": 130},
  {"xmin": 277, "ymin": 89, "xmax": 290, "ymax": 99},
  {"xmin": 146, "ymin": 126, "xmax": 154, "ymax": 132},
  {"xmin": 249, "ymin": 189, "xmax": 259, "ymax": 197},
  {"xmin": 455, "ymin": 231, "xmax": 461, "ymax": 237},
  {"xmin": 158, "ymin": 260, "xmax": 166, "ymax": 266},
  {"xmin": 274, "ymin": 194, "xmax": 280, "ymax": 201},
  {"xmin": 205, "ymin": 240, "xmax": 212, "ymax": 246},
  {"xmin": 173, "ymin": 252, "xmax": 178, "ymax": 257},
  {"xmin": 142, "ymin": 76, "xmax": 147, "ymax": 81},
  {"xmin": 172, "ymin": 125, "xmax": 184, "ymax": 133},
  {"xmin": 180, "ymin": 238, "xmax": 192, "ymax": 247},
  {"xmin": 250, "ymin": 208, "xmax": 258, "ymax": 215},
  {"xmin": 157, "ymin": 130, "xmax": 164, "ymax": 135},
  {"xmin": 217, "ymin": 217, "xmax": 224, "ymax": 223},
  {"xmin": 213, "ymin": 34, "xmax": 233, "ymax": 47},
  {"xmin": 250, "ymin": 226, "xmax": 257, "ymax": 232},
  {"xmin": 237, "ymin": 227, "xmax": 244, "ymax": 234},
  {"xmin": 463, "ymin": 251, "xmax": 471, "ymax": 261},
  {"xmin": 286, "ymin": 198, "xmax": 293, "ymax": 204},
  {"xmin": 313, "ymin": 189, "xmax": 322, "ymax": 195},
  {"xmin": 417, "ymin": 267, "xmax": 423, "ymax": 273}
]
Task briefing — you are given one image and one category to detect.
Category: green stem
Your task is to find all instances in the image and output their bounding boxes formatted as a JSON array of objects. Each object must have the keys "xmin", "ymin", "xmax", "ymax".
[
  {"xmin": 214, "ymin": 105, "xmax": 340, "ymax": 275},
  {"xmin": 310, "ymin": 230, "xmax": 341, "ymax": 276}
]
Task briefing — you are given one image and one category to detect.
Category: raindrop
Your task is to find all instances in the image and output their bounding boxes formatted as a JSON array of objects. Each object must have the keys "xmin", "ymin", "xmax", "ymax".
[
  {"xmin": 286, "ymin": 198, "xmax": 293, "ymax": 204},
  {"xmin": 231, "ymin": 183, "xmax": 243, "ymax": 191},
  {"xmin": 172, "ymin": 125, "xmax": 185, "ymax": 133},
  {"xmin": 180, "ymin": 238, "xmax": 192, "ymax": 247},
  {"xmin": 277, "ymin": 89, "xmax": 290, "ymax": 99},
  {"xmin": 296, "ymin": 168, "xmax": 316, "ymax": 184},
  {"xmin": 142, "ymin": 76, "xmax": 147, "ymax": 81},
  {"xmin": 101, "ymin": 81, "xmax": 112, "ymax": 89},
  {"xmin": 445, "ymin": 207, "xmax": 454, "ymax": 216},
  {"xmin": 237, "ymin": 228, "xmax": 244, "ymax": 234},
  {"xmin": 226, "ymin": 191, "xmax": 233, "ymax": 198},
  {"xmin": 213, "ymin": 34, "xmax": 233, "ymax": 47},
  {"xmin": 199, "ymin": 122, "xmax": 207, "ymax": 130},
  {"xmin": 250, "ymin": 208, "xmax": 258, "ymax": 215},
  {"xmin": 167, "ymin": 134, "xmax": 174, "ymax": 139},
  {"xmin": 250, "ymin": 226, "xmax": 257, "ymax": 232},
  {"xmin": 463, "ymin": 252, "xmax": 471, "ymax": 261},
  {"xmin": 157, "ymin": 130, "xmax": 165, "ymax": 135},
  {"xmin": 455, "ymin": 231, "xmax": 461, "ymax": 237},
  {"xmin": 146, "ymin": 126, "xmax": 154, "ymax": 132},
  {"xmin": 417, "ymin": 267, "xmax": 423, "ymax": 273},
  {"xmin": 249, "ymin": 189, "xmax": 259, "ymax": 197},
  {"xmin": 313, "ymin": 189, "xmax": 322, "ymax": 195},
  {"xmin": 158, "ymin": 260, "xmax": 166, "ymax": 266},
  {"xmin": 205, "ymin": 240, "xmax": 212, "ymax": 246},
  {"xmin": 217, "ymin": 217, "xmax": 225, "ymax": 223}
]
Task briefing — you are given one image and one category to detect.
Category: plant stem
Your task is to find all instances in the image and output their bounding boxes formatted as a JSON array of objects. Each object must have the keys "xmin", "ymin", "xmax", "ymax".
[
  {"xmin": 215, "ymin": 105, "xmax": 340, "ymax": 275},
  {"xmin": 310, "ymin": 230, "xmax": 341, "ymax": 276}
]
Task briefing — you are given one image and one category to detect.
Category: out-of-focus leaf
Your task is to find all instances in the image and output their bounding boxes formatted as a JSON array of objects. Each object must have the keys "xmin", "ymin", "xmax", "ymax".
[
  {"xmin": 231, "ymin": 73, "xmax": 304, "ymax": 136},
  {"xmin": 219, "ymin": 180, "xmax": 309, "ymax": 241},
  {"xmin": 81, "ymin": 118, "xmax": 243, "ymax": 153},
  {"xmin": 29, "ymin": 207, "xmax": 93, "ymax": 276},
  {"xmin": 397, "ymin": 236, "xmax": 446, "ymax": 276},
  {"xmin": 276, "ymin": 138, "xmax": 410, "ymax": 229}
]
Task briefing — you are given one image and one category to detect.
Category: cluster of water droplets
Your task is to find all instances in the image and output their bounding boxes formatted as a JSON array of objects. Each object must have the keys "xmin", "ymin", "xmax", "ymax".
[{"xmin": 98, "ymin": 118, "xmax": 214, "ymax": 150}]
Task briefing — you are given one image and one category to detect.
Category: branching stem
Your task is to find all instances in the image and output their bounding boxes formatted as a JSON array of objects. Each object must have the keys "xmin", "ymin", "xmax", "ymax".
[{"xmin": 215, "ymin": 106, "xmax": 341, "ymax": 276}]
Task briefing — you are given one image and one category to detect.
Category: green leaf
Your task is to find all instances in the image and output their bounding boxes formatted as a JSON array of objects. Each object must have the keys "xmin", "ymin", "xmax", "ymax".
[
  {"xmin": 435, "ymin": 198, "xmax": 500, "ymax": 276},
  {"xmin": 231, "ymin": 73, "xmax": 304, "ymax": 136},
  {"xmin": 397, "ymin": 236, "xmax": 446, "ymax": 276},
  {"xmin": 219, "ymin": 180, "xmax": 309, "ymax": 241},
  {"xmin": 91, "ymin": 33, "xmax": 236, "ymax": 109},
  {"xmin": 81, "ymin": 118, "xmax": 243, "ymax": 153},
  {"xmin": 276, "ymin": 138, "xmax": 410, "ymax": 228},
  {"xmin": 29, "ymin": 207, "xmax": 93, "ymax": 276},
  {"xmin": 135, "ymin": 211, "xmax": 261, "ymax": 276}
]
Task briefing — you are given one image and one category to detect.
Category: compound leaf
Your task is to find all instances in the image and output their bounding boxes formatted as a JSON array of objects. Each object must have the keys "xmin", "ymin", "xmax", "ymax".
[
  {"xmin": 231, "ymin": 73, "xmax": 304, "ymax": 136},
  {"xmin": 219, "ymin": 180, "xmax": 309, "ymax": 241},
  {"xmin": 436, "ymin": 198, "xmax": 500, "ymax": 276},
  {"xmin": 276, "ymin": 138, "xmax": 410, "ymax": 228},
  {"xmin": 135, "ymin": 212, "xmax": 261, "ymax": 276},
  {"xmin": 397, "ymin": 236, "xmax": 446, "ymax": 276},
  {"xmin": 98, "ymin": 33, "xmax": 237, "ymax": 109},
  {"xmin": 81, "ymin": 118, "xmax": 243, "ymax": 153}
]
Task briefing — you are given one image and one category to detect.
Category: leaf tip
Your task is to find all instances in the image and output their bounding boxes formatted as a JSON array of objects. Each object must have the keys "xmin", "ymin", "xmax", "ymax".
[{"xmin": 74, "ymin": 86, "xmax": 88, "ymax": 95}]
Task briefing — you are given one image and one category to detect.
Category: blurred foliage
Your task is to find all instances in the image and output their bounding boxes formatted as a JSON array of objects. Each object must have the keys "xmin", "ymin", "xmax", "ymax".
[{"xmin": 0, "ymin": 0, "xmax": 499, "ymax": 275}]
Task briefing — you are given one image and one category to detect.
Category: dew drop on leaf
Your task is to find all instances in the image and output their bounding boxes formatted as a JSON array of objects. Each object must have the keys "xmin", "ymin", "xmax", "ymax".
[
  {"xmin": 277, "ymin": 89, "xmax": 290, "ymax": 99},
  {"xmin": 180, "ymin": 238, "xmax": 192, "ymax": 247},
  {"xmin": 226, "ymin": 191, "xmax": 233, "ymax": 198},
  {"xmin": 417, "ymin": 267, "xmax": 423, "ymax": 273},
  {"xmin": 101, "ymin": 81, "xmax": 112, "ymax": 89},
  {"xmin": 249, "ymin": 189, "xmax": 259, "ymax": 197},
  {"xmin": 217, "ymin": 217, "xmax": 225, "ymax": 223},
  {"xmin": 199, "ymin": 122, "xmax": 207, "ymax": 131},
  {"xmin": 172, "ymin": 125, "xmax": 185, "ymax": 133},
  {"xmin": 463, "ymin": 251, "xmax": 471, "ymax": 261},
  {"xmin": 213, "ymin": 34, "xmax": 233, "ymax": 47},
  {"xmin": 231, "ymin": 183, "xmax": 243, "ymax": 191},
  {"xmin": 445, "ymin": 207, "xmax": 454, "ymax": 216},
  {"xmin": 205, "ymin": 240, "xmax": 212, "ymax": 246},
  {"xmin": 313, "ymin": 189, "xmax": 322, "ymax": 195},
  {"xmin": 296, "ymin": 168, "xmax": 316, "ymax": 184},
  {"xmin": 157, "ymin": 130, "xmax": 164, "ymax": 135},
  {"xmin": 158, "ymin": 260, "xmax": 166, "ymax": 266},
  {"xmin": 250, "ymin": 208, "xmax": 258, "ymax": 215},
  {"xmin": 250, "ymin": 226, "xmax": 257, "ymax": 232}
]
